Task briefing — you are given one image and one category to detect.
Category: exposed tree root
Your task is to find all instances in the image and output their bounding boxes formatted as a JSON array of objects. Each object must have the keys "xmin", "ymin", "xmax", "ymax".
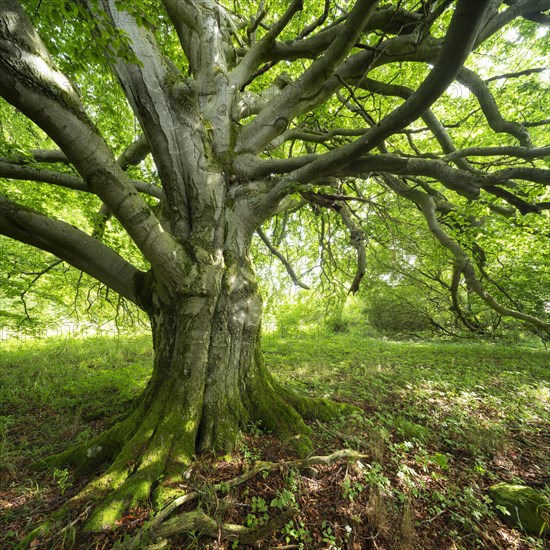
[
  {"xmin": 22, "ymin": 440, "xmax": 367, "ymax": 549},
  {"xmin": 119, "ymin": 449, "xmax": 369, "ymax": 549},
  {"xmin": 276, "ymin": 380, "xmax": 360, "ymax": 422},
  {"xmin": 150, "ymin": 507, "xmax": 299, "ymax": 547},
  {"xmin": 244, "ymin": 353, "xmax": 358, "ymax": 458},
  {"xmin": 26, "ymin": 352, "xmax": 357, "ymax": 542},
  {"xmin": 33, "ymin": 410, "xmax": 140, "ymax": 475},
  {"xmin": 30, "ymin": 394, "xmax": 197, "ymax": 532}
]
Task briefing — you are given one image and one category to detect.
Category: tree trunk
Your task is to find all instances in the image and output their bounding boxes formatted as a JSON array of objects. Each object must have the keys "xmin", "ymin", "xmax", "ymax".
[{"xmin": 43, "ymin": 242, "xmax": 340, "ymax": 531}]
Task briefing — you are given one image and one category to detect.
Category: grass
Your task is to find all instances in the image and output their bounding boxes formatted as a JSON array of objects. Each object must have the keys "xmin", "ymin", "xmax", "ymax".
[
  {"xmin": 264, "ymin": 335, "xmax": 549, "ymax": 455},
  {"xmin": 0, "ymin": 332, "xmax": 548, "ymax": 548},
  {"xmin": 0, "ymin": 336, "xmax": 152, "ymax": 462}
]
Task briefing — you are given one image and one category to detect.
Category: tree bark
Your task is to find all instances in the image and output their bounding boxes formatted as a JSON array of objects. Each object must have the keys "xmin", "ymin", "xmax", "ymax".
[{"xmin": 41, "ymin": 219, "xmax": 339, "ymax": 531}]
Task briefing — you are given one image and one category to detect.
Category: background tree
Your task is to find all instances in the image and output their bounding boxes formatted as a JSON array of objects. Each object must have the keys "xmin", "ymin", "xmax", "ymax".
[{"xmin": 1, "ymin": 0, "xmax": 549, "ymax": 531}]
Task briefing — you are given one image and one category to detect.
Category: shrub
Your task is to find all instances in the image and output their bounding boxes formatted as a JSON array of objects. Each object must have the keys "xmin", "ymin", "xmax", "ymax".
[{"xmin": 366, "ymin": 295, "xmax": 431, "ymax": 336}]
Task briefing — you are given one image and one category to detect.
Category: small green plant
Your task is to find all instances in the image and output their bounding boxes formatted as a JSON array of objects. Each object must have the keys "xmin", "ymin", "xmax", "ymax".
[
  {"xmin": 394, "ymin": 416, "xmax": 430, "ymax": 443},
  {"xmin": 239, "ymin": 439, "xmax": 260, "ymax": 463},
  {"xmin": 362, "ymin": 462, "xmax": 391, "ymax": 493},
  {"xmin": 472, "ymin": 458, "xmax": 487, "ymax": 475},
  {"xmin": 247, "ymin": 420, "xmax": 264, "ymax": 438},
  {"xmin": 245, "ymin": 496, "xmax": 269, "ymax": 528},
  {"xmin": 341, "ymin": 475, "xmax": 365, "ymax": 501},
  {"xmin": 185, "ymin": 530, "xmax": 201, "ymax": 549},
  {"xmin": 52, "ymin": 467, "xmax": 73, "ymax": 494},
  {"xmin": 217, "ymin": 481, "xmax": 230, "ymax": 495},
  {"xmin": 321, "ymin": 520, "xmax": 339, "ymax": 547},
  {"xmin": 271, "ymin": 488, "xmax": 296, "ymax": 510},
  {"xmin": 74, "ymin": 426, "xmax": 93, "ymax": 443},
  {"xmin": 431, "ymin": 452, "xmax": 449, "ymax": 470},
  {"xmin": 281, "ymin": 519, "xmax": 311, "ymax": 547},
  {"xmin": 285, "ymin": 467, "xmax": 301, "ymax": 492}
]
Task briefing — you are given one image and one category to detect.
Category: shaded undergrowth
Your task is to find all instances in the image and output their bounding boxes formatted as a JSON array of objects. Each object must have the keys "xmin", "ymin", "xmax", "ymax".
[{"xmin": 0, "ymin": 333, "xmax": 548, "ymax": 548}]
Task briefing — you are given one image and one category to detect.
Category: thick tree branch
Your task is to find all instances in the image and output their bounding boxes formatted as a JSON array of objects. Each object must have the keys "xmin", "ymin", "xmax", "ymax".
[
  {"xmin": 96, "ymin": 0, "xmax": 231, "ymax": 247},
  {"xmin": 358, "ymin": 77, "xmax": 472, "ymax": 170},
  {"xmin": 0, "ymin": 163, "xmax": 89, "ymax": 192},
  {"xmin": 273, "ymin": 0, "xmax": 493, "ymax": 194},
  {"xmin": 236, "ymin": 30, "xmax": 443, "ymax": 159},
  {"xmin": 0, "ymin": 194, "xmax": 148, "ymax": 308},
  {"xmin": 161, "ymin": 0, "xmax": 201, "ymax": 32},
  {"xmin": 482, "ymin": 185, "xmax": 541, "ymax": 215},
  {"xmin": 480, "ymin": 167, "xmax": 550, "ymax": 186},
  {"xmin": 352, "ymin": 156, "xmax": 547, "ymax": 213},
  {"xmin": 420, "ymin": 195, "xmax": 550, "ymax": 333},
  {"xmin": 259, "ymin": 7, "xmax": 423, "ymax": 63},
  {"xmin": 269, "ymin": 126, "xmax": 367, "ymax": 148},
  {"xmin": 238, "ymin": 149, "xmax": 549, "ymax": 213},
  {"xmin": 229, "ymin": 0, "xmax": 303, "ymax": 90},
  {"xmin": 484, "ymin": 67, "xmax": 546, "ymax": 83},
  {"xmin": 90, "ymin": 134, "xmax": 156, "ymax": 239},
  {"xmin": 117, "ymin": 135, "xmax": 150, "ymax": 170},
  {"xmin": 382, "ymin": 175, "xmax": 550, "ymax": 334},
  {"xmin": 232, "ymin": 74, "xmax": 292, "ymax": 120},
  {"xmin": 444, "ymin": 146, "xmax": 550, "ymax": 161},
  {"xmin": 342, "ymin": 155, "xmax": 550, "ymax": 205},
  {"xmin": 235, "ymin": 0, "xmax": 380, "ymax": 154},
  {"xmin": 476, "ymin": 0, "xmax": 550, "ymax": 44},
  {"xmin": 457, "ymin": 67, "xmax": 533, "ymax": 147},
  {"xmin": 297, "ymin": 0, "xmax": 330, "ymax": 39},
  {"xmin": 0, "ymin": 149, "xmax": 69, "ymax": 164},
  {"xmin": 246, "ymin": 153, "xmax": 481, "ymax": 195},
  {"xmin": 450, "ymin": 263, "xmax": 486, "ymax": 333},
  {"xmin": 0, "ymin": 162, "xmax": 163, "ymax": 199},
  {"xmin": 0, "ymin": 0, "xmax": 188, "ymax": 292},
  {"xmin": 233, "ymin": 153, "xmax": 317, "ymax": 180},
  {"xmin": 91, "ymin": 0, "xmax": 194, "ymax": 238},
  {"xmin": 524, "ymin": 117, "xmax": 550, "ymax": 128},
  {"xmin": 162, "ymin": 0, "xmax": 236, "ymax": 82},
  {"xmin": 1, "ymin": 135, "xmax": 150, "ymax": 169},
  {"xmin": 339, "ymin": 205, "xmax": 367, "ymax": 294}
]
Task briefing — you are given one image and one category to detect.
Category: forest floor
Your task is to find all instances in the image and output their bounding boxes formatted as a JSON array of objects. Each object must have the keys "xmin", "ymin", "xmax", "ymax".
[{"xmin": 0, "ymin": 333, "xmax": 548, "ymax": 549}]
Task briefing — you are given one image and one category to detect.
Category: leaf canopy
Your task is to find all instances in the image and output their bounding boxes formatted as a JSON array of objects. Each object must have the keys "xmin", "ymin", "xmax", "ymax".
[{"xmin": 0, "ymin": 0, "xmax": 548, "ymax": 334}]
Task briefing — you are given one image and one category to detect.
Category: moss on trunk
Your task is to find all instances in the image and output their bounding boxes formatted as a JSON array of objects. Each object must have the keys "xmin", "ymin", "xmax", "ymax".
[{"xmin": 38, "ymin": 259, "xmax": 348, "ymax": 532}]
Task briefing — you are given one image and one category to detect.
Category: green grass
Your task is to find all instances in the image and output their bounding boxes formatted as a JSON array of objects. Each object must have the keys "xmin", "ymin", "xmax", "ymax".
[
  {"xmin": 264, "ymin": 334, "xmax": 549, "ymax": 547},
  {"xmin": 0, "ymin": 336, "xmax": 152, "ymax": 464},
  {"xmin": 264, "ymin": 335, "xmax": 550, "ymax": 456},
  {"xmin": 1, "ymin": 333, "xmax": 548, "ymax": 548}
]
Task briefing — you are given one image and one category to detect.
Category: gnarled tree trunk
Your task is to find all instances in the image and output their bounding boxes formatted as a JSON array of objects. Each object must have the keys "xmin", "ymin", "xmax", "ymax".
[{"xmin": 44, "ymin": 203, "xmax": 330, "ymax": 531}]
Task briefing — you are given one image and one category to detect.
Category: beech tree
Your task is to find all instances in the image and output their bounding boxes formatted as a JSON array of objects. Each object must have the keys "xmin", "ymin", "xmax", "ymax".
[{"xmin": 1, "ymin": 0, "xmax": 549, "ymax": 532}]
